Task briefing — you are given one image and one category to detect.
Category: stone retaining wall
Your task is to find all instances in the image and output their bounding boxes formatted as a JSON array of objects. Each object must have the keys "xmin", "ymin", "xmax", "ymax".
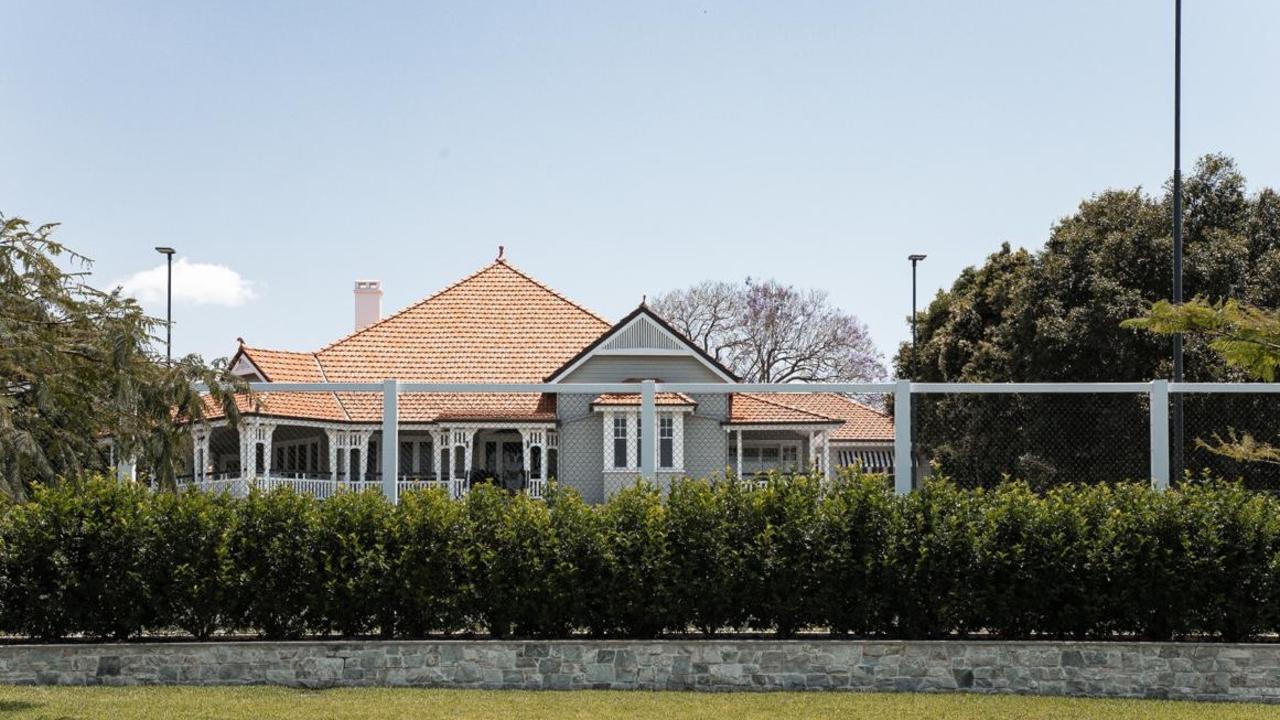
[{"xmin": 1, "ymin": 639, "xmax": 1278, "ymax": 702}]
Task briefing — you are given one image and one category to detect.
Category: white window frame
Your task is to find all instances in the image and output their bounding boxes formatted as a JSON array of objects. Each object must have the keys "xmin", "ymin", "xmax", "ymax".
[
  {"xmin": 659, "ymin": 416, "xmax": 675, "ymax": 470},
  {"xmin": 733, "ymin": 438, "xmax": 804, "ymax": 475},
  {"xmin": 600, "ymin": 410, "xmax": 686, "ymax": 473}
]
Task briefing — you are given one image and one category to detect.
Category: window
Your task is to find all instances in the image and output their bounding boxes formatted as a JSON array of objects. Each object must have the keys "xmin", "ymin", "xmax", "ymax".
[
  {"xmin": 613, "ymin": 416, "xmax": 628, "ymax": 468},
  {"xmin": 399, "ymin": 441, "xmax": 414, "ymax": 475},
  {"xmin": 416, "ymin": 440, "xmax": 433, "ymax": 475},
  {"xmin": 603, "ymin": 412, "xmax": 683, "ymax": 472},
  {"xmin": 659, "ymin": 417, "xmax": 674, "ymax": 469},
  {"xmin": 735, "ymin": 440, "xmax": 803, "ymax": 475}
]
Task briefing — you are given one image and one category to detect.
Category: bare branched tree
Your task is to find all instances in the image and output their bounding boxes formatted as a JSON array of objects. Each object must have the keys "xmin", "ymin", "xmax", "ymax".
[{"xmin": 652, "ymin": 278, "xmax": 887, "ymax": 383}]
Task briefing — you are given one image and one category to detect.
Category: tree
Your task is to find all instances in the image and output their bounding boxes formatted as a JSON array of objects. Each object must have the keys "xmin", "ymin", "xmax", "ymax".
[
  {"xmin": 1126, "ymin": 298, "xmax": 1280, "ymax": 465},
  {"xmin": 651, "ymin": 278, "xmax": 886, "ymax": 383},
  {"xmin": 896, "ymin": 155, "xmax": 1280, "ymax": 487},
  {"xmin": 0, "ymin": 214, "xmax": 242, "ymax": 499}
]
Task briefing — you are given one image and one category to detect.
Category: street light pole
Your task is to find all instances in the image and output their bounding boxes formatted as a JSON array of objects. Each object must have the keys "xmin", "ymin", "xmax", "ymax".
[
  {"xmin": 908, "ymin": 254, "xmax": 927, "ymax": 380},
  {"xmin": 155, "ymin": 247, "xmax": 175, "ymax": 364},
  {"xmin": 1171, "ymin": 0, "xmax": 1184, "ymax": 482}
]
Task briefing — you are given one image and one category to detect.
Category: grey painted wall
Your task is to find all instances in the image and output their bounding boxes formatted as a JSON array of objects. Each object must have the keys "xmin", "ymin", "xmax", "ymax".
[
  {"xmin": 555, "ymin": 394, "xmax": 605, "ymax": 504},
  {"xmin": 560, "ymin": 355, "xmax": 725, "ymax": 384},
  {"xmin": 554, "ymin": 392, "xmax": 734, "ymax": 503}
]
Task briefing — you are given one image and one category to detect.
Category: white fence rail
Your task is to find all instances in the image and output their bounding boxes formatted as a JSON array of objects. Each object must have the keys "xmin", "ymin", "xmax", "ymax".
[{"xmin": 187, "ymin": 379, "xmax": 1280, "ymax": 501}]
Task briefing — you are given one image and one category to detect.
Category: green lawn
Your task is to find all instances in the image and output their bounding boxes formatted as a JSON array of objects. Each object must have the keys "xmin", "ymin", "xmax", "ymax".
[{"xmin": 0, "ymin": 687, "xmax": 1278, "ymax": 719}]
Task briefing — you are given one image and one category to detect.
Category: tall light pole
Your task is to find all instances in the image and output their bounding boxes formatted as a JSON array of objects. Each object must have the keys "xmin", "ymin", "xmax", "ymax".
[
  {"xmin": 154, "ymin": 247, "xmax": 175, "ymax": 364},
  {"xmin": 1171, "ymin": 0, "xmax": 1184, "ymax": 481},
  {"xmin": 908, "ymin": 254, "xmax": 927, "ymax": 380}
]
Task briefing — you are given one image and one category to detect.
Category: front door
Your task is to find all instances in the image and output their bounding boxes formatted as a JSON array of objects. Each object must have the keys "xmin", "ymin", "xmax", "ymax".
[
  {"xmin": 481, "ymin": 438, "xmax": 527, "ymax": 489},
  {"xmin": 501, "ymin": 442, "xmax": 524, "ymax": 488}
]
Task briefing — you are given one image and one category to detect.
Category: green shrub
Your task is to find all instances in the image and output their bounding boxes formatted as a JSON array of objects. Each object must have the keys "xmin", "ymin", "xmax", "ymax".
[
  {"xmin": 462, "ymin": 486, "xmax": 561, "ymax": 638},
  {"xmin": 315, "ymin": 490, "xmax": 394, "ymax": 638},
  {"xmin": 0, "ymin": 477, "xmax": 151, "ymax": 640},
  {"xmin": 228, "ymin": 487, "xmax": 321, "ymax": 639},
  {"xmin": 889, "ymin": 479, "xmax": 985, "ymax": 638},
  {"xmin": 817, "ymin": 471, "xmax": 894, "ymax": 636},
  {"xmin": 544, "ymin": 484, "xmax": 609, "ymax": 636},
  {"xmin": 749, "ymin": 473, "xmax": 824, "ymax": 637},
  {"xmin": 1094, "ymin": 483, "xmax": 1192, "ymax": 640},
  {"xmin": 2, "ymin": 475, "xmax": 1279, "ymax": 642},
  {"xmin": 599, "ymin": 482, "xmax": 670, "ymax": 637},
  {"xmin": 667, "ymin": 479, "xmax": 754, "ymax": 634},
  {"xmin": 1021, "ymin": 483, "xmax": 1111, "ymax": 639},
  {"xmin": 388, "ymin": 487, "xmax": 469, "ymax": 636},
  {"xmin": 1176, "ymin": 481, "xmax": 1280, "ymax": 641},
  {"xmin": 144, "ymin": 489, "xmax": 236, "ymax": 639}
]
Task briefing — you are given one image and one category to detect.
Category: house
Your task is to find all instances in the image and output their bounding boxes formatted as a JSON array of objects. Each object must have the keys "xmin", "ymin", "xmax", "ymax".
[{"xmin": 188, "ymin": 254, "xmax": 894, "ymax": 502}]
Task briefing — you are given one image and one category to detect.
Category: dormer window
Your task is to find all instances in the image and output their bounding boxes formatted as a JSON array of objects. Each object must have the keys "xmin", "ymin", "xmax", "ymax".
[{"xmin": 599, "ymin": 408, "xmax": 686, "ymax": 473}]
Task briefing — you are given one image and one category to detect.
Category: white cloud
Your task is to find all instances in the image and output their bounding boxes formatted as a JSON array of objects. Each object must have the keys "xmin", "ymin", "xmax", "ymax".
[{"xmin": 119, "ymin": 257, "xmax": 257, "ymax": 307}]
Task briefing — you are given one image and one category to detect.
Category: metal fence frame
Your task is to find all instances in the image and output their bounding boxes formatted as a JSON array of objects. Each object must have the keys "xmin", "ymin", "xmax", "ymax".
[{"xmin": 194, "ymin": 379, "xmax": 1280, "ymax": 502}]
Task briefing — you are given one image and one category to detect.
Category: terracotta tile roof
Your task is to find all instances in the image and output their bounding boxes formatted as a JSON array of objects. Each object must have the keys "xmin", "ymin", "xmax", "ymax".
[
  {"xmin": 728, "ymin": 393, "xmax": 839, "ymax": 426},
  {"xmin": 591, "ymin": 392, "xmax": 697, "ymax": 407},
  {"xmin": 207, "ymin": 346, "xmax": 351, "ymax": 422},
  {"xmin": 316, "ymin": 259, "xmax": 609, "ymax": 384},
  {"xmin": 204, "ymin": 259, "xmax": 608, "ymax": 424},
  {"xmin": 737, "ymin": 392, "xmax": 894, "ymax": 442}
]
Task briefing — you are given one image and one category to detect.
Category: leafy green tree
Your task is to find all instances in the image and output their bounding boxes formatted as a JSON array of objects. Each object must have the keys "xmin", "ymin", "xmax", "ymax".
[
  {"xmin": 896, "ymin": 156, "xmax": 1280, "ymax": 486},
  {"xmin": 0, "ymin": 214, "xmax": 243, "ymax": 498},
  {"xmin": 1126, "ymin": 298, "xmax": 1280, "ymax": 465}
]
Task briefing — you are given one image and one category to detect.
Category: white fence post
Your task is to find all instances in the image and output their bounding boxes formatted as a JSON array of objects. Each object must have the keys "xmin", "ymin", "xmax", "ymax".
[
  {"xmin": 894, "ymin": 380, "xmax": 912, "ymax": 495},
  {"xmin": 640, "ymin": 379, "xmax": 657, "ymax": 481},
  {"xmin": 1150, "ymin": 379, "xmax": 1170, "ymax": 491},
  {"xmin": 382, "ymin": 378, "xmax": 399, "ymax": 503}
]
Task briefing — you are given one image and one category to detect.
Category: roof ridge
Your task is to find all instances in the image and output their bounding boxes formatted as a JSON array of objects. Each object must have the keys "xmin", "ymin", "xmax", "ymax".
[
  {"xmin": 241, "ymin": 344, "xmax": 315, "ymax": 357},
  {"xmin": 493, "ymin": 258, "xmax": 612, "ymax": 325},
  {"xmin": 311, "ymin": 352, "xmax": 351, "ymax": 422},
  {"xmin": 739, "ymin": 392, "xmax": 839, "ymax": 422},
  {"xmin": 317, "ymin": 259, "xmax": 610, "ymax": 354}
]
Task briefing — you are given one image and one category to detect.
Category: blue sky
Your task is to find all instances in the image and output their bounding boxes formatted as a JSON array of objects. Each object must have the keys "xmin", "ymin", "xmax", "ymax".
[{"xmin": 4, "ymin": 1, "xmax": 1278, "ymax": 368}]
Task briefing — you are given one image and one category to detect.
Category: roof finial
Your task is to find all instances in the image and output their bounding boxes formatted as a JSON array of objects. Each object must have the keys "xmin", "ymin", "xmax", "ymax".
[
  {"xmin": 236, "ymin": 337, "xmax": 245, "ymax": 346},
  {"xmin": 497, "ymin": 245, "xmax": 505, "ymax": 261},
  {"xmin": 641, "ymin": 294, "xmax": 647, "ymax": 306}
]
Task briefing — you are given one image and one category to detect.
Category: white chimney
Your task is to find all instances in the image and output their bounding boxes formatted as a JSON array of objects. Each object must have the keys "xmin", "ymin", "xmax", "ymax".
[{"xmin": 353, "ymin": 280, "xmax": 382, "ymax": 331}]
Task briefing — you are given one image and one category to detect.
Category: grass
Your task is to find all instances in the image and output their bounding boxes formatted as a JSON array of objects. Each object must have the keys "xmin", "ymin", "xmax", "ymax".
[{"xmin": 0, "ymin": 688, "xmax": 1279, "ymax": 719}]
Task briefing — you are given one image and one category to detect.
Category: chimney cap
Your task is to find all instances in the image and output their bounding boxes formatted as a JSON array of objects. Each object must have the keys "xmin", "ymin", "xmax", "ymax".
[{"xmin": 354, "ymin": 280, "xmax": 382, "ymax": 292}]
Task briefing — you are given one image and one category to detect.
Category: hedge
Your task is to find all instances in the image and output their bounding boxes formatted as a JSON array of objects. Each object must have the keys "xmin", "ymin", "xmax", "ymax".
[{"xmin": 2, "ymin": 473, "xmax": 1279, "ymax": 642}]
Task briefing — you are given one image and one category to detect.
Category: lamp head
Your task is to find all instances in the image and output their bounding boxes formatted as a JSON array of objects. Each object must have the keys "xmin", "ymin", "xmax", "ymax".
[
  {"xmin": 154, "ymin": 246, "xmax": 176, "ymax": 256},
  {"xmin": 908, "ymin": 254, "xmax": 927, "ymax": 262}
]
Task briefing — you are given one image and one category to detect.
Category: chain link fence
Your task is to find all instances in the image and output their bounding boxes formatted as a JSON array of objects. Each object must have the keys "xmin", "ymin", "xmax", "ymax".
[
  {"xmin": 1174, "ymin": 391, "xmax": 1280, "ymax": 491},
  {"xmin": 910, "ymin": 392, "xmax": 1151, "ymax": 490},
  {"xmin": 174, "ymin": 382, "xmax": 1280, "ymax": 499}
]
